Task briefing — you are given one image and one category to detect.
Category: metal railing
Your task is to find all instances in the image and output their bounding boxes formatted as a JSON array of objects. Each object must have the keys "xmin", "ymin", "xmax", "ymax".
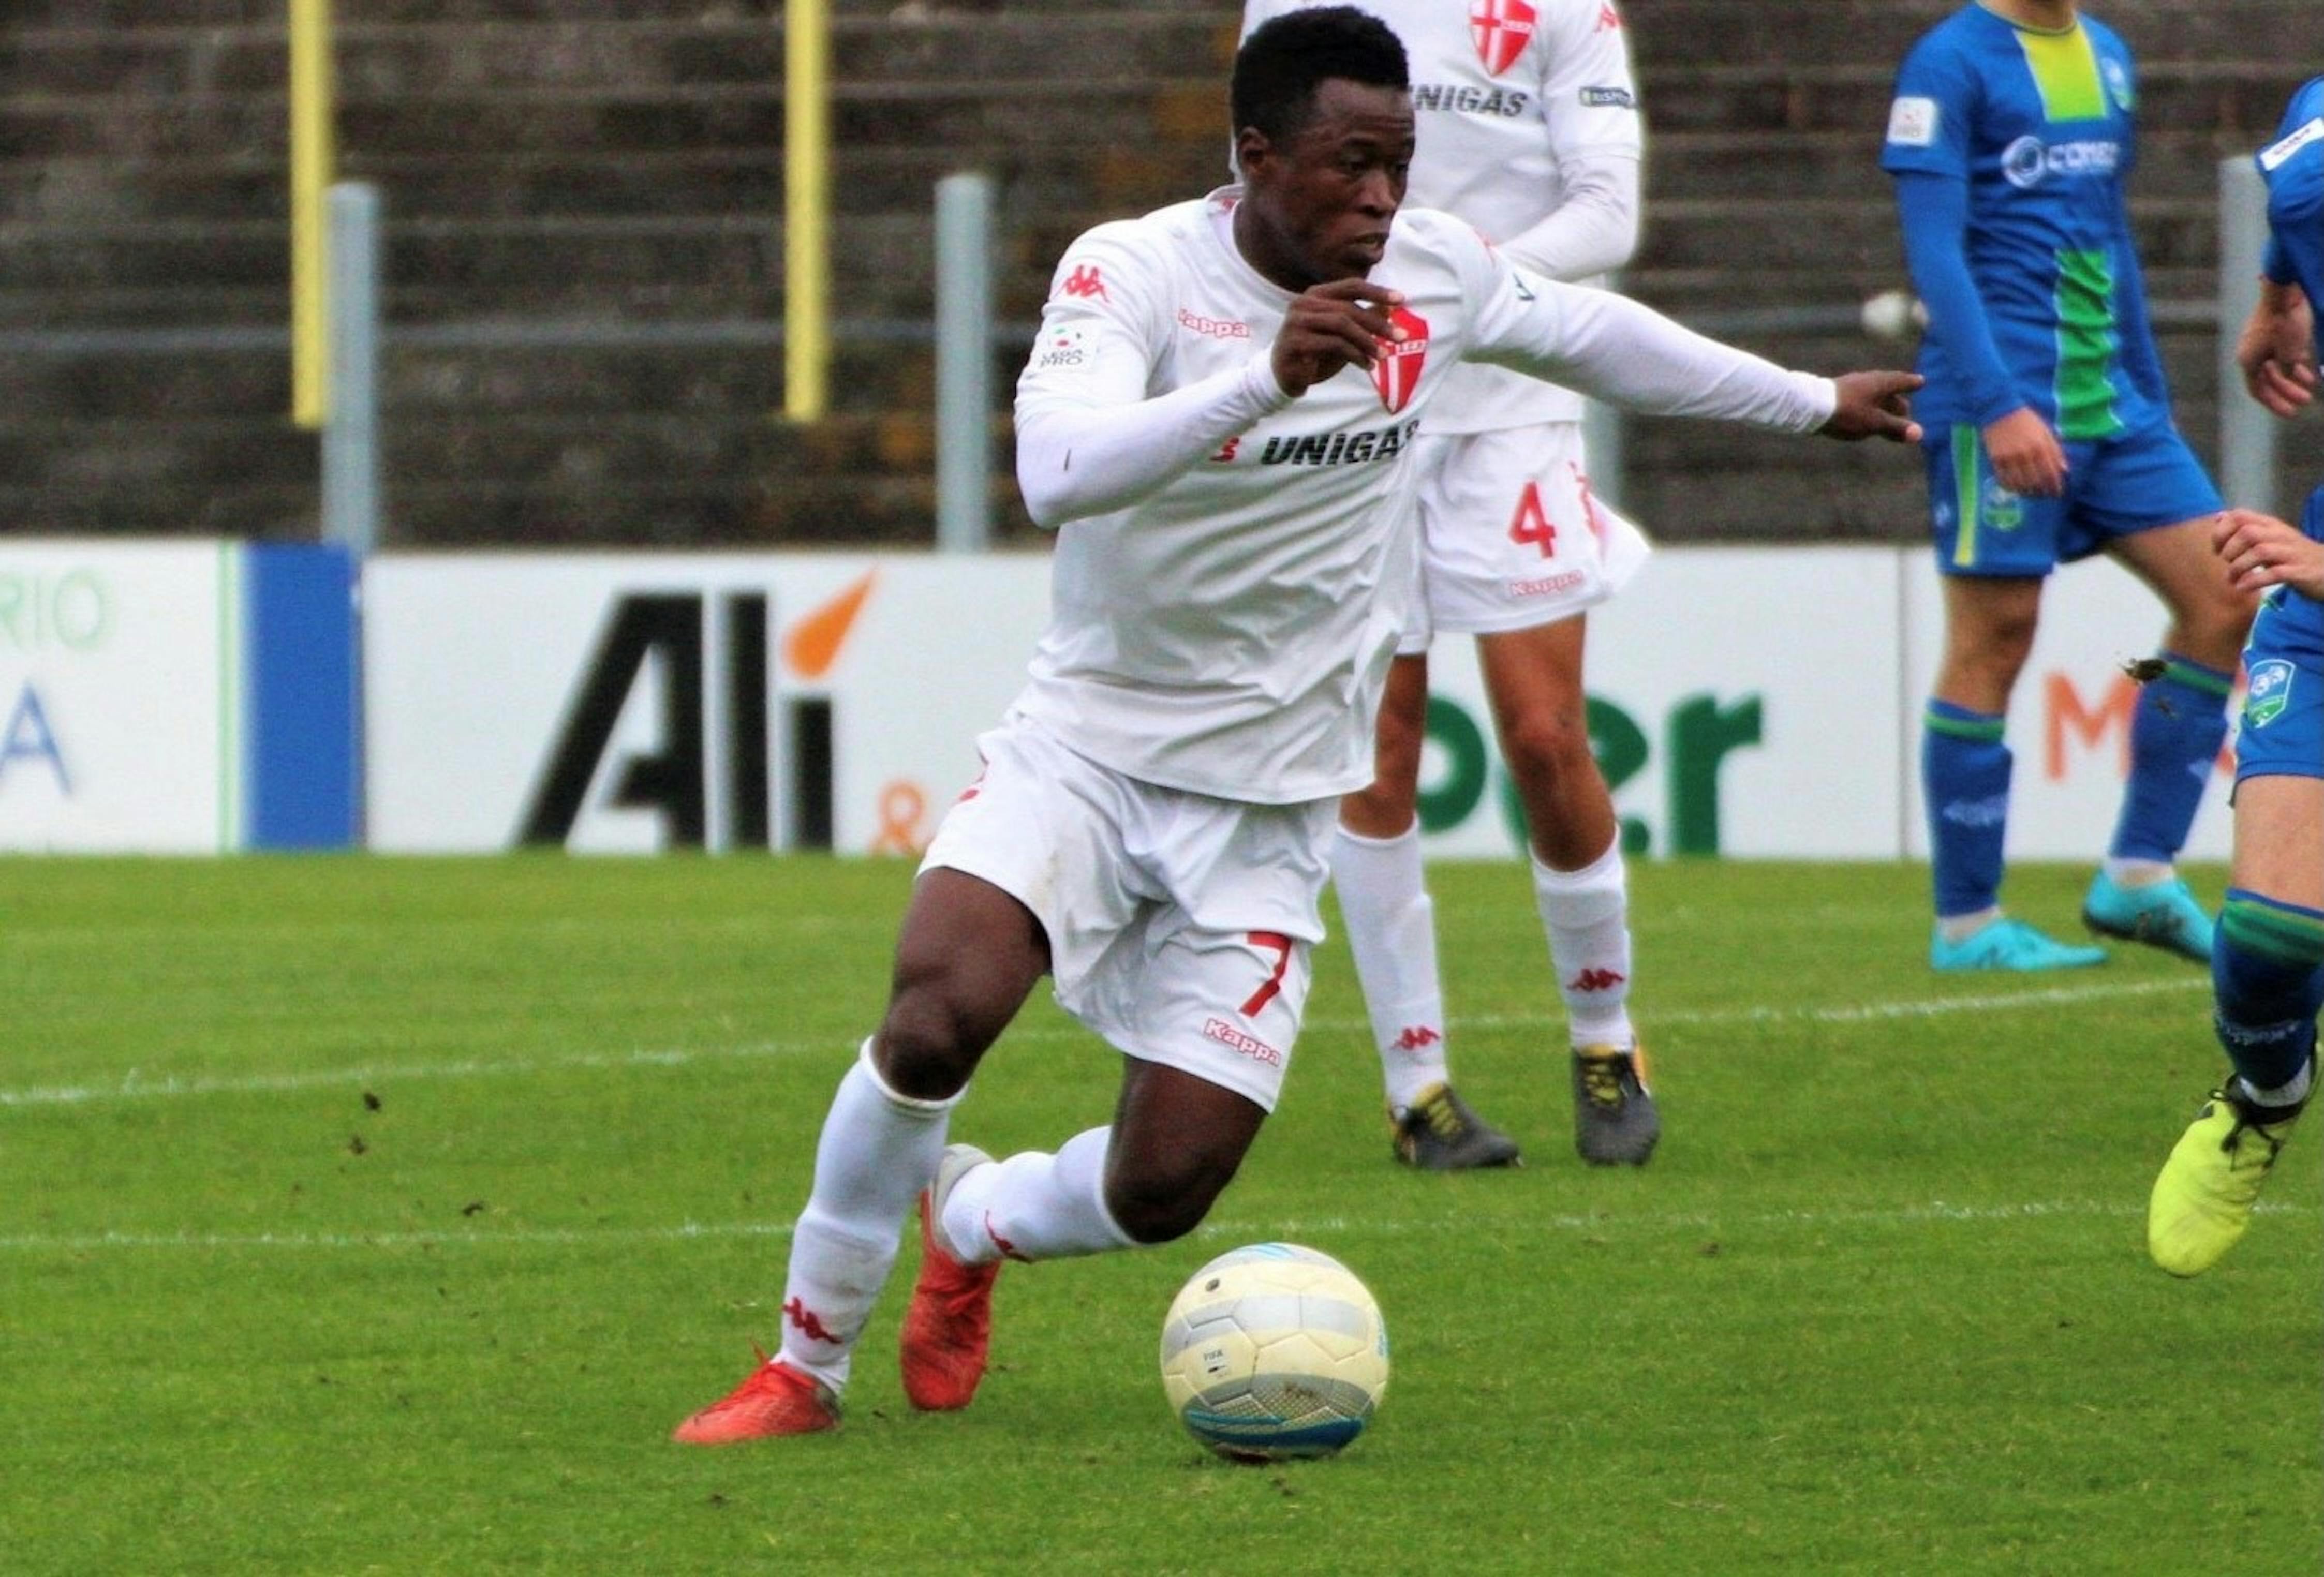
[{"xmin": 1, "ymin": 159, "xmax": 2291, "ymax": 549}]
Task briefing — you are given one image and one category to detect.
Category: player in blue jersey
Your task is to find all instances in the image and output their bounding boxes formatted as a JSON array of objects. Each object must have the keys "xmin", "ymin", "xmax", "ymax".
[
  {"xmin": 2147, "ymin": 74, "xmax": 2324, "ymax": 1276},
  {"xmin": 1882, "ymin": 0, "xmax": 2256, "ymax": 973}
]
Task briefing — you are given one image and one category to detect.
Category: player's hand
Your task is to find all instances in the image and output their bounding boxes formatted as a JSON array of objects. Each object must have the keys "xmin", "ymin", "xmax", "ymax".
[
  {"xmin": 1819, "ymin": 370, "xmax": 1924, "ymax": 443},
  {"xmin": 1273, "ymin": 280, "xmax": 1406, "ymax": 397},
  {"xmin": 2212, "ymin": 506, "xmax": 2324, "ymax": 601},
  {"xmin": 2234, "ymin": 290, "xmax": 2318, "ymax": 419},
  {"xmin": 1980, "ymin": 406, "xmax": 2067, "ymax": 498}
]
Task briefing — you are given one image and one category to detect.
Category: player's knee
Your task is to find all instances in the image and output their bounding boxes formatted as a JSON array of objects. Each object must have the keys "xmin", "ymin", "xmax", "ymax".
[
  {"xmin": 1104, "ymin": 1154, "xmax": 1237, "ymax": 1245},
  {"xmin": 1497, "ymin": 703, "xmax": 1592, "ymax": 787},
  {"xmin": 871, "ymin": 985, "xmax": 985, "ymax": 1100},
  {"xmin": 1342, "ymin": 772, "xmax": 1417, "ymax": 832},
  {"xmin": 2179, "ymin": 590, "xmax": 2259, "ymax": 664}
]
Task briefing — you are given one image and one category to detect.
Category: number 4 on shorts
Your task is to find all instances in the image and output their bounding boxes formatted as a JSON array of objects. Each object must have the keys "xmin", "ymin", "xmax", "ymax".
[{"xmin": 1508, "ymin": 482, "xmax": 1556, "ymax": 558}]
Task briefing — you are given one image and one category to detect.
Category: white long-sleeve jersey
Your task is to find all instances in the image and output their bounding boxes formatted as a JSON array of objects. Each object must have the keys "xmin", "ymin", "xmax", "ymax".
[
  {"xmin": 1011, "ymin": 191, "xmax": 1831, "ymax": 806},
  {"xmin": 1240, "ymin": 0, "xmax": 1646, "ymax": 431}
]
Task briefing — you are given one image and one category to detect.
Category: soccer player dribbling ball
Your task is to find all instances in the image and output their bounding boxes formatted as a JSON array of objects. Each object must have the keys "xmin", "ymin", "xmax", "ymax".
[
  {"xmin": 673, "ymin": 7, "xmax": 1921, "ymax": 1443},
  {"xmin": 2146, "ymin": 72, "xmax": 2324, "ymax": 1278}
]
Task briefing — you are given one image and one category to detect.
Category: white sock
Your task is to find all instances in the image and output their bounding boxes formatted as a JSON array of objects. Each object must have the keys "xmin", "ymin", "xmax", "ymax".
[
  {"xmin": 2240, "ymin": 1060, "xmax": 2315, "ymax": 1112},
  {"xmin": 2103, "ymin": 856, "xmax": 2172, "ymax": 889},
  {"xmin": 1331, "ymin": 822, "xmax": 1452, "ymax": 1114},
  {"xmin": 1938, "ymin": 906, "xmax": 2002, "ymax": 943},
  {"xmin": 1534, "ymin": 838, "xmax": 1635, "ymax": 1048},
  {"xmin": 942, "ymin": 1126, "xmax": 1135, "ymax": 1264},
  {"xmin": 778, "ymin": 1040, "xmax": 958, "ymax": 1389}
]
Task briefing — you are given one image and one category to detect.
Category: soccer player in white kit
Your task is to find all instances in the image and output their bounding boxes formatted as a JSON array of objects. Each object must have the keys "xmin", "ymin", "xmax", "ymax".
[
  {"xmin": 1240, "ymin": 0, "xmax": 1660, "ymax": 1169},
  {"xmin": 673, "ymin": 7, "xmax": 1921, "ymax": 1443}
]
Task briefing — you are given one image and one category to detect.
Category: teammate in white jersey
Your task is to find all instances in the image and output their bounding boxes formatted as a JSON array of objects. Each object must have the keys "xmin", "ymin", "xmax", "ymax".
[
  {"xmin": 673, "ymin": 6, "xmax": 1920, "ymax": 1444},
  {"xmin": 1240, "ymin": 0, "xmax": 1660, "ymax": 1169}
]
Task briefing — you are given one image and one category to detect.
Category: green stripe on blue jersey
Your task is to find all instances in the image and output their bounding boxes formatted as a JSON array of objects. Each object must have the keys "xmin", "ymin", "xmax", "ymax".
[
  {"xmin": 2016, "ymin": 24, "xmax": 2107, "ymax": 123},
  {"xmin": 2053, "ymin": 248, "xmax": 2125, "ymax": 439},
  {"xmin": 1951, "ymin": 424, "xmax": 1981, "ymax": 569}
]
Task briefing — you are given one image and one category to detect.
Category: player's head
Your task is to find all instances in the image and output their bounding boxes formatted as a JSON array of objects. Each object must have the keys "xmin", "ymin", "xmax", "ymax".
[
  {"xmin": 1231, "ymin": 7, "xmax": 1408, "ymax": 148},
  {"xmin": 1230, "ymin": 8, "xmax": 1414, "ymax": 288}
]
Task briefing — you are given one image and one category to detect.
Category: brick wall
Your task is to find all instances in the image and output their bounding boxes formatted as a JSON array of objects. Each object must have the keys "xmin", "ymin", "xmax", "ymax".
[{"xmin": 1, "ymin": 0, "xmax": 2316, "ymax": 545}]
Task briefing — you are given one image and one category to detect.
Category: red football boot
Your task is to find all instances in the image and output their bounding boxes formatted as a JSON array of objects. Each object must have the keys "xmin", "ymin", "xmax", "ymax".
[
  {"xmin": 671, "ymin": 1352, "xmax": 839, "ymax": 1444},
  {"xmin": 899, "ymin": 1143, "xmax": 1001, "ymax": 1411}
]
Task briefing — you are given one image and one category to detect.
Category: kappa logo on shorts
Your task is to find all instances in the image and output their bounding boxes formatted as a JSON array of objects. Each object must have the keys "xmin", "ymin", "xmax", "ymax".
[
  {"xmin": 1508, "ymin": 570, "xmax": 1585, "ymax": 598},
  {"xmin": 1370, "ymin": 306, "xmax": 1430, "ymax": 414},
  {"xmin": 2243, "ymin": 659, "xmax": 2294, "ymax": 728},
  {"xmin": 1203, "ymin": 1017, "xmax": 1284, "ymax": 1066}
]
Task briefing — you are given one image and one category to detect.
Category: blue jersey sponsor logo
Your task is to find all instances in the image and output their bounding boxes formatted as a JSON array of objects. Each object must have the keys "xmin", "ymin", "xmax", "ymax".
[{"xmin": 2001, "ymin": 135, "xmax": 2122, "ymax": 189}]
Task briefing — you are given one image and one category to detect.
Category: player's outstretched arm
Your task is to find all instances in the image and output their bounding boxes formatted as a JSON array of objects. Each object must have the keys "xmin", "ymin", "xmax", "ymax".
[
  {"xmin": 1820, "ymin": 371, "xmax": 1925, "ymax": 444},
  {"xmin": 2212, "ymin": 507, "xmax": 2324, "ymax": 602}
]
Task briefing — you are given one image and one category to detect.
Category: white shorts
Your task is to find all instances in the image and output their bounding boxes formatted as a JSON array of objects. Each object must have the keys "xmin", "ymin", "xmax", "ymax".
[
  {"xmin": 1398, "ymin": 422, "xmax": 1653, "ymax": 656},
  {"xmin": 918, "ymin": 711, "xmax": 1335, "ymax": 1112}
]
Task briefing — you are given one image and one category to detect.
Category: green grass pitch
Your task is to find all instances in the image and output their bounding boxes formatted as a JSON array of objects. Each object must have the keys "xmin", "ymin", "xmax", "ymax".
[{"xmin": 3, "ymin": 855, "xmax": 2316, "ymax": 1573}]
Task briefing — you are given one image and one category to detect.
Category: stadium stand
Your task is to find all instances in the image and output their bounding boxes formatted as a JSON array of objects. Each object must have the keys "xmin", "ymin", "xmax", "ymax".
[{"xmin": 1, "ymin": 0, "xmax": 2316, "ymax": 545}]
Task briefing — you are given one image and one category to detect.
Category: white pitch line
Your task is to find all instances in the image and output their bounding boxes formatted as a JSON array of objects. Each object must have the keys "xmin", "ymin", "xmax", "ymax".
[
  {"xmin": 1448, "ymin": 973, "xmax": 2208, "ymax": 1031},
  {"xmin": 0, "ymin": 976, "xmax": 2207, "ymax": 1111},
  {"xmin": 2, "ymin": 1195, "xmax": 2307, "ymax": 1256}
]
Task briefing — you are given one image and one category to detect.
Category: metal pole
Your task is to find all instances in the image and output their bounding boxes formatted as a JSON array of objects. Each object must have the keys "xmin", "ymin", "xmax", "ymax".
[
  {"xmin": 2217, "ymin": 154, "xmax": 2276, "ymax": 517},
  {"xmin": 935, "ymin": 172, "xmax": 995, "ymax": 554},
  {"xmin": 323, "ymin": 182, "xmax": 382, "ymax": 555},
  {"xmin": 288, "ymin": 0, "xmax": 337, "ymax": 428},
  {"xmin": 783, "ymin": 0, "xmax": 831, "ymax": 422}
]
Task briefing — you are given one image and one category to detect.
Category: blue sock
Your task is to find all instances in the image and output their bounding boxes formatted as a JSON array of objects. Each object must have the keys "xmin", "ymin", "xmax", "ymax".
[
  {"xmin": 1923, "ymin": 700, "xmax": 2011, "ymax": 918},
  {"xmin": 2109, "ymin": 653, "xmax": 2232, "ymax": 863},
  {"xmin": 2212, "ymin": 889, "xmax": 2324, "ymax": 1096}
]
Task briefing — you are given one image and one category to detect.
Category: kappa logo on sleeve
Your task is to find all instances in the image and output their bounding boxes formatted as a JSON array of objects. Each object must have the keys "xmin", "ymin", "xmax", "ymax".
[
  {"xmin": 1887, "ymin": 96, "xmax": 1939, "ymax": 148},
  {"xmin": 1059, "ymin": 263, "xmax": 1108, "ymax": 301},
  {"xmin": 2260, "ymin": 117, "xmax": 2324, "ymax": 172}
]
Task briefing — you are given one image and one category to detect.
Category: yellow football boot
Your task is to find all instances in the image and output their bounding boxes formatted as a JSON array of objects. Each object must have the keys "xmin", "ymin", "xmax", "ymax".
[{"xmin": 2148, "ymin": 1082, "xmax": 2303, "ymax": 1277}]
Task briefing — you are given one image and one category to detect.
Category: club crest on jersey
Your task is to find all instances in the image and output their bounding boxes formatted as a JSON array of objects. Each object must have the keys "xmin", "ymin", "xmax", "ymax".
[
  {"xmin": 1468, "ymin": 0, "xmax": 1536, "ymax": 77},
  {"xmin": 1370, "ymin": 305, "xmax": 1430, "ymax": 415},
  {"xmin": 2244, "ymin": 659, "xmax": 2293, "ymax": 728}
]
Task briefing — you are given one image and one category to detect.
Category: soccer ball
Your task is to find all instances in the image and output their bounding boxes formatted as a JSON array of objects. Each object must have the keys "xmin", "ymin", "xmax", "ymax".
[{"xmin": 1158, "ymin": 1242, "xmax": 1389, "ymax": 1461}]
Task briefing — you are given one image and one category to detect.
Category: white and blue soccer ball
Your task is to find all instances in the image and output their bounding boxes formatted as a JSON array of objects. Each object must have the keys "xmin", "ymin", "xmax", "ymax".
[{"xmin": 1158, "ymin": 1243, "xmax": 1389, "ymax": 1461}]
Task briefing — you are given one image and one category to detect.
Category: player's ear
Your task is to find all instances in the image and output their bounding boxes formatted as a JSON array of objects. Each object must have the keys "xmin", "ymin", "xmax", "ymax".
[{"xmin": 1233, "ymin": 126, "xmax": 1271, "ymax": 182}]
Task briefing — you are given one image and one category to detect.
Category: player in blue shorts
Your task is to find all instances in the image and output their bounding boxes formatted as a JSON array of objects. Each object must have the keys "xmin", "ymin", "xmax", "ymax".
[
  {"xmin": 2148, "ymin": 73, "xmax": 2324, "ymax": 1276},
  {"xmin": 1882, "ymin": 0, "xmax": 2256, "ymax": 972}
]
